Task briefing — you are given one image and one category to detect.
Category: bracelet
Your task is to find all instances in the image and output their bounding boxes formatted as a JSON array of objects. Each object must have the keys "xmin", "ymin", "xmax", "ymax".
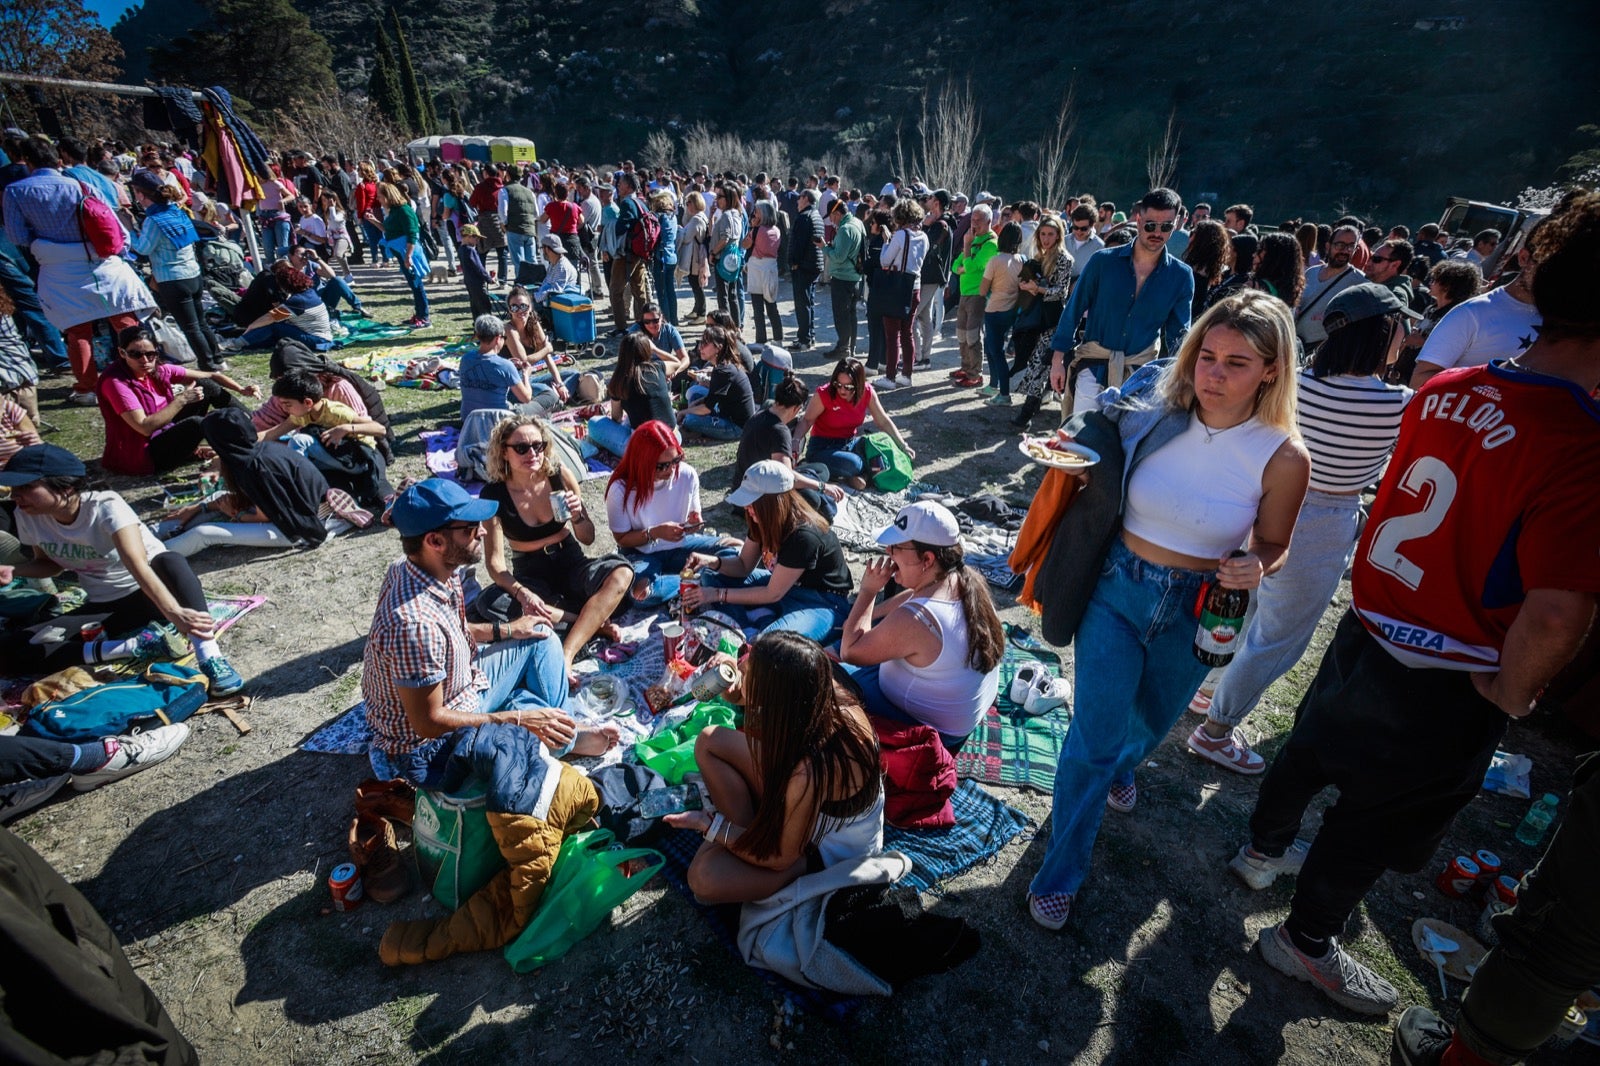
[
  {"xmin": 492, "ymin": 621, "xmax": 503, "ymax": 642},
  {"xmin": 719, "ymin": 588, "xmax": 726, "ymax": 604},
  {"xmin": 704, "ymin": 812, "xmax": 727, "ymax": 843}
]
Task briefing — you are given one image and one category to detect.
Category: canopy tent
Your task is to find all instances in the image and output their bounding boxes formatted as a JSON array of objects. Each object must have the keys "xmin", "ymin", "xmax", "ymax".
[{"xmin": 406, "ymin": 135, "xmax": 537, "ymax": 165}]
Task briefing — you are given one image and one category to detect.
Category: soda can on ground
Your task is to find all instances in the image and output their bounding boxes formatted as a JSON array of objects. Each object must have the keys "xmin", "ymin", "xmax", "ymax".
[
  {"xmin": 329, "ymin": 862, "xmax": 364, "ymax": 911},
  {"xmin": 1435, "ymin": 854, "xmax": 1481, "ymax": 899}
]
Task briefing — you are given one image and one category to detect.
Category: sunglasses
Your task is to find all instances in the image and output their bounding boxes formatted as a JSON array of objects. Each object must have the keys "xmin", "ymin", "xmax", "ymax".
[
  {"xmin": 1072, "ymin": 224, "xmax": 1091, "ymax": 233},
  {"xmin": 509, "ymin": 302, "xmax": 531, "ymax": 311},
  {"xmin": 443, "ymin": 521, "xmax": 480, "ymax": 533},
  {"xmin": 833, "ymin": 380, "xmax": 857, "ymax": 391},
  {"xmin": 1368, "ymin": 255, "xmax": 1395, "ymax": 264},
  {"xmin": 124, "ymin": 348, "xmax": 159, "ymax": 361},
  {"xmin": 655, "ymin": 456, "xmax": 682, "ymax": 472},
  {"xmin": 1141, "ymin": 221, "xmax": 1176, "ymax": 233},
  {"xmin": 642, "ymin": 318, "xmax": 661, "ymax": 326},
  {"xmin": 506, "ymin": 440, "xmax": 548, "ymax": 455}
]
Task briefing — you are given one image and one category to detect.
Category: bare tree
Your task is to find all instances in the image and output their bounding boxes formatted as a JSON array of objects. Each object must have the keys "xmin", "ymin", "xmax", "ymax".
[
  {"xmin": 1030, "ymin": 81, "xmax": 1080, "ymax": 212},
  {"xmin": 906, "ymin": 78, "xmax": 988, "ymax": 196},
  {"xmin": 1145, "ymin": 109, "xmax": 1182, "ymax": 191},
  {"xmin": 679, "ymin": 121, "xmax": 792, "ymax": 179},
  {"xmin": 263, "ymin": 93, "xmax": 406, "ymax": 163},
  {"xmin": 639, "ymin": 129, "xmax": 676, "ymax": 171}
]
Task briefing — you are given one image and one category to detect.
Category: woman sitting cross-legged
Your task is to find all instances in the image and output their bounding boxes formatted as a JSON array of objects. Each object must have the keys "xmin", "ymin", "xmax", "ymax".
[
  {"xmin": 98, "ymin": 325, "xmax": 258, "ymax": 477},
  {"xmin": 837, "ymin": 501, "xmax": 1004, "ymax": 753},
  {"xmin": 474, "ymin": 416, "xmax": 633, "ymax": 678},
  {"xmin": 793, "ymin": 357, "xmax": 916, "ymax": 490},
  {"xmin": 680, "ymin": 325, "xmax": 756, "ymax": 441},
  {"xmin": 604, "ymin": 420, "xmax": 742, "ymax": 607},
  {"xmin": 155, "ymin": 408, "xmax": 371, "ymax": 558},
  {"xmin": 682, "ymin": 461, "xmax": 854, "ymax": 643},
  {"xmin": 0, "ymin": 445, "xmax": 245, "ymax": 693},
  {"xmin": 664, "ymin": 631, "xmax": 883, "ymax": 905}
]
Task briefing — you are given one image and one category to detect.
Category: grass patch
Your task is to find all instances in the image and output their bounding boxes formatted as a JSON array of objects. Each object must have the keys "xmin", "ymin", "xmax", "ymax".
[
  {"xmin": 330, "ymin": 666, "xmax": 362, "ymax": 712},
  {"xmin": 383, "ymin": 993, "xmax": 432, "ymax": 1034}
]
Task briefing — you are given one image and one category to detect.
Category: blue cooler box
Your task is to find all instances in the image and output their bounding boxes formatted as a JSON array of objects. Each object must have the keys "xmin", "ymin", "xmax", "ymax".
[{"xmin": 550, "ymin": 290, "xmax": 596, "ymax": 344}]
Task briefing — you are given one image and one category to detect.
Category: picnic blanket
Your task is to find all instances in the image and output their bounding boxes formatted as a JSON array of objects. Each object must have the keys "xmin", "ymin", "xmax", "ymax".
[
  {"xmin": 340, "ymin": 339, "xmax": 577, "ymax": 388},
  {"xmin": 654, "ymin": 779, "xmax": 1028, "ymax": 1017},
  {"xmin": 952, "ymin": 629, "xmax": 1072, "ymax": 793},
  {"xmin": 332, "ymin": 314, "xmax": 415, "ymax": 344}
]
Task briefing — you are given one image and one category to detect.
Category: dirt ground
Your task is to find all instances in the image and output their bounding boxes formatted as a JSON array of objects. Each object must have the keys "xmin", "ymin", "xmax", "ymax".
[{"xmin": 10, "ymin": 260, "xmax": 1598, "ymax": 1065}]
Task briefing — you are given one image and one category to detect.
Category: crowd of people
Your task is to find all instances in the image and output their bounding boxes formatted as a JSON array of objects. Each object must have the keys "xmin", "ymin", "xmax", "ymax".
[{"xmin": 0, "ymin": 124, "xmax": 1597, "ymax": 1066}]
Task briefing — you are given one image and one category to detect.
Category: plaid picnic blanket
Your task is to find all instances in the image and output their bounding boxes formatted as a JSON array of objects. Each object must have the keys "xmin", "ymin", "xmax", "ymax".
[{"xmin": 952, "ymin": 631, "xmax": 1071, "ymax": 793}]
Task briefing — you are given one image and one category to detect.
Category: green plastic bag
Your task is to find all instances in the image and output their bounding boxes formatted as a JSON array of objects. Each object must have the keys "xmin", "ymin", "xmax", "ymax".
[
  {"xmin": 861, "ymin": 431, "xmax": 914, "ymax": 491},
  {"xmin": 503, "ymin": 829, "xmax": 664, "ymax": 972},
  {"xmin": 632, "ymin": 701, "xmax": 740, "ymax": 784},
  {"xmin": 412, "ymin": 783, "xmax": 507, "ymax": 910}
]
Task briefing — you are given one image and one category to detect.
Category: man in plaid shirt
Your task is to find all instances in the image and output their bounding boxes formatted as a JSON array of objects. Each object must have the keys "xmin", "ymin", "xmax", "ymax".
[{"xmin": 362, "ymin": 479, "xmax": 618, "ymax": 779}]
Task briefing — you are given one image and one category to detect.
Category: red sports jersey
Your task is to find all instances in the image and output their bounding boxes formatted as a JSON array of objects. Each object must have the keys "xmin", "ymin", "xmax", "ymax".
[{"xmin": 1352, "ymin": 362, "xmax": 1600, "ymax": 670}]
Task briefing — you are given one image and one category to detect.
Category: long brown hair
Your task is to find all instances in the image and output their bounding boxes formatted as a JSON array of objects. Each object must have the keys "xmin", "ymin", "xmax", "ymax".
[
  {"xmin": 607, "ymin": 332, "xmax": 655, "ymax": 402},
  {"xmin": 906, "ymin": 541, "xmax": 1004, "ymax": 672},
  {"xmin": 746, "ymin": 489, "xmax": 828, "ymax": 556},
  {"xmin": 738, "ymin": 632, "xmax": 880, "ymax": 860}
]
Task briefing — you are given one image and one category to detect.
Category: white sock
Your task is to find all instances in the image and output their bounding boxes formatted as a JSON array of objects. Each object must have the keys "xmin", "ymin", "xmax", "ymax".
[
  {"xmin": 193, "ymin": 638, "xmax": 222, "ymax": 663},
  {"xmin": 84, "ymin": 636, "xmax": 139, "ymax": 664}
]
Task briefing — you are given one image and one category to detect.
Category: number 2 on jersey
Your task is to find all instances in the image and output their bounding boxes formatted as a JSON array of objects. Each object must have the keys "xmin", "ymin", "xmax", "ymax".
[{"xmin": 1366, "ymin": 456, "xmax": 1458, "ymax": 591}]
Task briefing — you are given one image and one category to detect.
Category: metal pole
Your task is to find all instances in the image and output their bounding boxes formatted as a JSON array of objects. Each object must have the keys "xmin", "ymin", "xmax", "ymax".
[{"xmin": 0, "ymin": 71, "xmax": 266, "ymax": 265}]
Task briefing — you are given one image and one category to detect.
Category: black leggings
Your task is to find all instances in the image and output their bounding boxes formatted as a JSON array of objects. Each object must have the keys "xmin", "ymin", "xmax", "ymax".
[
  {"xmin": 0, "ymin": 552, "xmax": 209, "ymax": 674},
  {"xmin": 146, "ymin": 382, "xmax": 235, "ymax": 473},
  {"xmin": 155, "ymin": 274, "xmax": 222, "ymax": 369},
  {"xmin": 687, "ymin": 275, "xmax": 706, "ymax": 316}
]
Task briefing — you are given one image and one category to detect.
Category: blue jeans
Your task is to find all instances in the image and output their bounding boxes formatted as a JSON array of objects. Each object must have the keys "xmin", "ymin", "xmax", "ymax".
[
  {"xmin": 241, "ymin": 321, "xmax": 333, "ymax": 351},
  {"xmin": 258, "ymin": 217, "xmax": 291, "ymax": 265},
  {"xmin": 318, "ymin": 276, "xmax": 362, "ymax": 315},
  {"xmin": 698, "ymin": 568, "xmax": 851, "ymax": 643},
  {"xmin": 367, "ymin": 634, "xmax": 571, "ymax": 778},
  {"xmin": 984, "ymin": 307, "xmax": 1019, "ymax": 396},
  {"xmin": 839, "ymin": 662, "xmax": 968, "ymax": 752},
  {"xmin": 0, "ymin": 237, "xmax": 67, "ymax": 366},
  {"xmin": 282, "ymin": 431, "xmax": 345, "ymax": 474},
  {"xmin": 653, "ymin": 259, "xmax": 679, "ymax": 325},
  {"xmin": 361, "ymin": 220, "xmax": 389, "ymax": 264},
  {"xmin": 805, "ymin": 435, "xmax": 863, "ymax": 481},
  {"xmin": 1030, "ymin": 539, "xmax": 1211, "ymax": 898},
  {"xmin": 681, "ymin": 385, "xmax": 742, "ymax": 440},
  {"xmin": 1207, "ymin": 490, "xmax": 1361, "ymax": 729},
  {"xmin": 507, "ymin": 231, "xmax": 538, "ymax": 273},
  {"xmin": 623, "ymin": 535, "xmax": 736, "ymax": 605},
  {"xmin": 587, "ymin": 416, "xmax": 679, "ymax": 458}
]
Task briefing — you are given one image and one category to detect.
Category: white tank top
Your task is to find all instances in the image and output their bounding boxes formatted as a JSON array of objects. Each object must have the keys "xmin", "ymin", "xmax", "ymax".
[
  {"xmin": 878, "ymin": 597, "xmax": 1002, "ymax": 738},
  {"xmin": 1122, "ymin": 412, "xmax": 1289, "ymax": 559}
]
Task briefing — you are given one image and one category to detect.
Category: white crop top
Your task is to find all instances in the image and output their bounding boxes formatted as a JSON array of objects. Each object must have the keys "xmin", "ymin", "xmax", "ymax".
[{"xmin": 1122, "ymin": 412, "xmax": 1289, "ymax": 559}]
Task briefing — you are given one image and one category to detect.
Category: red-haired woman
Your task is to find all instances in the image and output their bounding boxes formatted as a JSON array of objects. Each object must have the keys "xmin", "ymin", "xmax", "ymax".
[{"xmin": 604, "ymin": 420, "xmax": 742, "ymax": 606}]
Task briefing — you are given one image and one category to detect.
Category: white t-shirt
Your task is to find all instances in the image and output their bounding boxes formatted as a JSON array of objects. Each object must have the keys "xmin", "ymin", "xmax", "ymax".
[
  {"xmin": 604, "ymin": 466, "xmax": 703, "ymax": 553},
  {"xmin": 15, "ymin": 491, "xmax": 168, "ymax": 601},
  {"xmin": 1415, "ymin": 285, "xmax": 1541, "ymax": 372}
]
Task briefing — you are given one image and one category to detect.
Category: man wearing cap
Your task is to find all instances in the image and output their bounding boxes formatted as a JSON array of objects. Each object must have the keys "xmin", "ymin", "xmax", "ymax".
[
  {"xmin": 532, "ymin": 234, "xmax": 579, "ymax": 310},
  {"xmin": 362, "ymin": 479, "xmax": 619, "ymax": 780},
  {"xmin": 1234, "ymin": 194, "xmax": 1600, "ymax": 1021},
  {"xmin": 789, "ymin": 190, "xmax": 826, "ymax": 350}
]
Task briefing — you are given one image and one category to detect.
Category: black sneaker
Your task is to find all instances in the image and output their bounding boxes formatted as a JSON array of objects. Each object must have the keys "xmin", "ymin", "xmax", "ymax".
[{"xmin": 1390, "ymin": 1006, "xmax": 1452, "ymax": 1065}]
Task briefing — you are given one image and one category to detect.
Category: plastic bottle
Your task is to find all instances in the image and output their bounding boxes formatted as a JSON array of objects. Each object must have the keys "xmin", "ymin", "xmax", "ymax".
[
  {"xmin": 1514, "ymin": 792, "xmax": 1560, "ymax": 847},
  {"xmin": 1194, "ymin": 551, "xmax": 1250, "ymax": 666}
]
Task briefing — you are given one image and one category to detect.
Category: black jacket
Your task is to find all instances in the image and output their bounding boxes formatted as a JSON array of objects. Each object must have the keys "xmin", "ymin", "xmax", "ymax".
[{"xmin": 790, "ymin": 206, "xmax": 824, "ymax": 273}]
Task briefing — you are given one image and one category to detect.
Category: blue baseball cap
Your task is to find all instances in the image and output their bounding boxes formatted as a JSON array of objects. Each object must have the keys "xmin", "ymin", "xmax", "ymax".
[
  {"xmin": 389, "ymin": 478, "xmax": 497, "ymax": 536},
  {"xmin": 0, "ymin": 444, "xmax": 86, "ymax": 486}
]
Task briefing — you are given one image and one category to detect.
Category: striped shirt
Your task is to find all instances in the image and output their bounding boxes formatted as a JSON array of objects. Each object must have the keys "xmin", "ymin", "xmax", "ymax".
[
  {"xmin": 1295, "ymin": 369, "xmax": 1411, "ymax": 493},
  {"xmin": 362, "ymin": 559, "xmax": 487, "ymax": 756}
]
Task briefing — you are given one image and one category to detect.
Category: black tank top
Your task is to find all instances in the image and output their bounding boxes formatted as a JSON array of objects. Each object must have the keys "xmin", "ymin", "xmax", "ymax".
[{"xmin": 482, "ymin": 475, "xmax": 565, "ymax": 542}]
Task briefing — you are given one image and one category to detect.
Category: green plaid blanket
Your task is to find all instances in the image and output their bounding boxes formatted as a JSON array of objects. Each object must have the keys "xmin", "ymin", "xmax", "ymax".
[{"xmin": 953, "ymin": 630, "xmax": 1071, "ymax": 793}]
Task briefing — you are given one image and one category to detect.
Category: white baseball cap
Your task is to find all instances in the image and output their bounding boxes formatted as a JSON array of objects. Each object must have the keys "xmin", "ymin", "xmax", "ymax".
[
  {"xmin": 727, "ymin": 460, "xmax": 795, "ymax": 507},
  {"xmin": 876, "ymin": 501, "xmax": 961, "ymax": 548}
]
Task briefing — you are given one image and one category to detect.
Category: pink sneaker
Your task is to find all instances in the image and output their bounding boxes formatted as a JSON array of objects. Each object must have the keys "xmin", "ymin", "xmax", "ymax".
[{"xmin": 1186, "ymin": 724, "xmax": 1266, "ymax": 775}]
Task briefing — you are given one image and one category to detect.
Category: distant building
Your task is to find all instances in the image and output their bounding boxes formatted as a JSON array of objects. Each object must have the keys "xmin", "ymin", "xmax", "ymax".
[{"xmin": 1414, "ymin": 16, "xmax": 1467, "ymax": 30}]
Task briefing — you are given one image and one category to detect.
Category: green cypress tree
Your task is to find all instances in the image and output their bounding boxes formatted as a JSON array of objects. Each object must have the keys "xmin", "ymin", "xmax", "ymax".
[
  {"xmin": 368, "ymin": 23, "xmax": 406, "ymax": 130},
  {"xmin": 419, "ymin": 73, "xmax": 440, "ymax": 135},
  {"xmin": 389, "ymin": 7, "xmax": 426, "ymax": 136},
  {"xmin": 448, "ymin": 104, "xmax": 463, "ymax": 135}
]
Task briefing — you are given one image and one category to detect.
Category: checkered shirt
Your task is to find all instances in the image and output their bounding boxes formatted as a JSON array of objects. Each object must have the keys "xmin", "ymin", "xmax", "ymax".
[{"xmin": 362, "ymin": 559, "xmax": 487, "ymax": 756}]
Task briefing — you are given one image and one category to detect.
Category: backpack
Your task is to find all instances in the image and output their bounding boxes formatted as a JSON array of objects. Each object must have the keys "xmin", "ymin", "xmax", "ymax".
[
  {"xmin": 75, "ymin": 182, "xmax": 126, "ymax": 258},
  {"xmin": 861, "ymin": 432, "xmax": 914, "ymax": 492},
  {"xmin": 628, "ymin": 198, "xmax": 663, "ymax": 259},
  {"xmin": 25, "ymin": 662, "xmax": 210, "ymax": 743}
]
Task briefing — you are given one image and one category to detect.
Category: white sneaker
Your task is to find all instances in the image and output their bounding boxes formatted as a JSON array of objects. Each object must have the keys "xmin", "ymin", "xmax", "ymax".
[
  {"xmin": 873, "ymin": 375, "xmax": 902, "ymax": 391},
  {"xmin": 1008, "ymin": 663, "xmax": 1045, "ymax": 706},
  {"xmin": 1024, "ymin": 676, "xmax": 1072, "ymax": 716},
  {"xmin": 1229, "ymin": 839, "xmax": 1311, "ymax": 890},
  {"xmin": 67, "ymin": 390, "xmax": 98, "ymax": 407},
  {"xmin": 69, "ymin": 723, "xmax": 190, "ymax": 792}
]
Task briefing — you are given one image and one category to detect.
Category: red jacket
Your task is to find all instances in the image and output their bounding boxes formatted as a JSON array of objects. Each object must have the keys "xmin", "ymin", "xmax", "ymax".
[{"xmin": 870, "ymin": 716, "xmax": 956, "ymax": 829}]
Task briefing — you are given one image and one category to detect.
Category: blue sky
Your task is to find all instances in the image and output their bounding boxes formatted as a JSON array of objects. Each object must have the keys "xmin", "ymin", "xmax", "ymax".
[{"xmin": 86, "ymin": 0, "xmax": 138, "ymax": 26}]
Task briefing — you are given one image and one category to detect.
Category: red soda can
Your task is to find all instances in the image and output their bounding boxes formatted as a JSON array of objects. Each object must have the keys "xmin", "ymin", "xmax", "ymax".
[
  {"xmin": 79, "ymin": 621, "xmax": 104, "ymax": 641},
  {"xmin": 1472, "ymin": 849, "xmax": 1501, "ymax": 892},
  {"xmin": 1434, "ymin": 854, "xmax": 1480, "ymax": 898},
  {"xmin": 329, "ymin": 862, "xmax": 364, "ymax": 911}
]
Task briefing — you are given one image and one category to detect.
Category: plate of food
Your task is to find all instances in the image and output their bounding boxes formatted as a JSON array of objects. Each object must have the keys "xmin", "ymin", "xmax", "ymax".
[{"xmin": 1019, "ymin": 433, "xmax": 1099, "ymax": 470}]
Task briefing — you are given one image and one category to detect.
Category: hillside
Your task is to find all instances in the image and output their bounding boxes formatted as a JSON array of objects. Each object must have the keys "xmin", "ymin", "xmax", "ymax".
[{"xmin": 113, "ymin": 0, "xmax": 1599, "ymax": 224}]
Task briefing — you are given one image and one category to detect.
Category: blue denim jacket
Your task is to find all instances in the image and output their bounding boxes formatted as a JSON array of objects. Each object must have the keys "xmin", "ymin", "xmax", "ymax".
[
  {"xmin": 1051, "ymin": 243, "xmax": 1195, "ymax": 357},
  {"xmin": 1099, "ymin": 359, "xmax": 1191, "ymax": 500}
]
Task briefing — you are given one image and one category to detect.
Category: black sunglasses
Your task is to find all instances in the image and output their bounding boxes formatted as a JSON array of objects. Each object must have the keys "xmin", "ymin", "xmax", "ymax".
[
  {"xmin": 1072, "ymin": 224, "xmax": 1092, "ymax": 232},
  {"xmin": 655, "ymin": 455, "xmax": 682, "ymax": 471},
  {"xmin": 507, "ymin": 440, "xmax": 548, "ymax": 455},
  {"xmin": 1141, "ymin": 221, "xmax": 1176, "ymax": 233},
  {"xmin": 124, "ymin": 347, "xmax": 160, "ymax": 360},
  {"xmin": 443, "ymin": 521, "xmax": 480, "ymax": 533},
  {"xmin": 641, "ymin": 317, "xmax": 661, "ymax": 326}
]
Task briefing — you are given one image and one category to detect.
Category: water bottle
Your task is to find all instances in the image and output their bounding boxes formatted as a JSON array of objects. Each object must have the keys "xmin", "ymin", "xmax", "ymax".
[{"xmin": 1514, "ymin": 792, "xmax": 1560, "ymax": 847}]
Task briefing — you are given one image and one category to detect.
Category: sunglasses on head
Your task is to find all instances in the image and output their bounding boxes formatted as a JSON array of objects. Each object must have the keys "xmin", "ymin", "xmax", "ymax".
[
  {"xmin": 1141, "ymin": 221, "xmax": 1176, "ymax": 233},
  {"xmin": 506, "ymin": 440, "xmax": 547, "ymax": 455},
  {"xmin": 655, "ymin": 455, "xmax": 682, "ymax": 472}
]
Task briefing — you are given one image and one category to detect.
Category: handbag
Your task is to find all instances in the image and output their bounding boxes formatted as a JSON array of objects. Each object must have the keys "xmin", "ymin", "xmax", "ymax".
[
  {"xmin": 146, "ymin": 314, "xmax": 197, "ymax": 365},
  {"xmin": 633, "ymin": 701, "xmax": 740, "ymax": 783},
  {"xmin": 75, "ymin": 182, "xmax": 126, "ymax": 258},
  {"xmin": 870, "ymin": 233, "xmax": 917, "ymax": 318},
  {"xmin": 860, "ymin": 431, "xmax": 914, "ymax": 491},
  {"xmin": 715, "ymin": 216, "xmax": 746, "ymax": 284},
  {"xmin": 502, "ymin": 828, "xmax": 664, "ymax": 972}
]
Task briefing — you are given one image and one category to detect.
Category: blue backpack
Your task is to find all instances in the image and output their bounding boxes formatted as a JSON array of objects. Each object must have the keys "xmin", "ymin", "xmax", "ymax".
[{"xmin": 25, "ymin": 663, "xmax": 210, "ymax": 742}]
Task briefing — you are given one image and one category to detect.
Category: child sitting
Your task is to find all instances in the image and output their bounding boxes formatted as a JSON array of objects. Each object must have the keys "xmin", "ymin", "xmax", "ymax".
[{"xmin": 260, "ymin": 370, "xmax": 392, "ymax": 507}]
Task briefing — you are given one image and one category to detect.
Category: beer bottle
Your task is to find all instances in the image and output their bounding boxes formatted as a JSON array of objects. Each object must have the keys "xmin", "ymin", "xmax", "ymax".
[{"xmin": 1194, "ymin": 551, "xmax": 1249, "ymax": 667}]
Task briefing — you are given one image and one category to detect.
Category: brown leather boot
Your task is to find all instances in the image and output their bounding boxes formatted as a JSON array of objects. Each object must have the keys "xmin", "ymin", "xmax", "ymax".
[
  {"xmin": 354, "ymin": 778, "xmax": 416, "ymax": 826},
  {"xmin": 348, "ymin": 812, "xmax": 408, "ymax": 904}
]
